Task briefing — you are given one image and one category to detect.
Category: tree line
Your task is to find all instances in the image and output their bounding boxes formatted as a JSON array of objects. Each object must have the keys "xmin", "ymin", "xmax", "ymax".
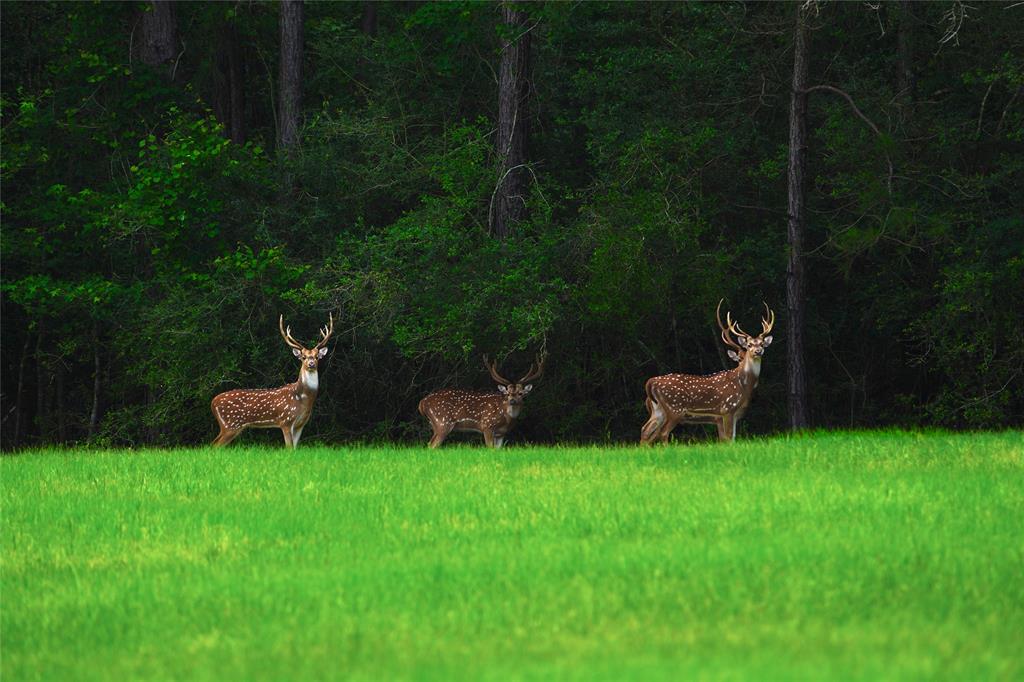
[{"xmin": 2, "ymin": 1, "xmax": 1021, "ymax": 449}]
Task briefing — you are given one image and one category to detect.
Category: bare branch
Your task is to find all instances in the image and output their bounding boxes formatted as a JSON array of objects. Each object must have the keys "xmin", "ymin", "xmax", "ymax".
[
  {"xmin": 801, "ymin": 0, "xmax": 822, "ymax": 15},
  {"xmin": 804, "ymin": 84, "xmax": 894, "ymax": 195},
  {"xmin": 996, "ymin": 84, "xmax": 1022, "ymax": 136},
  {"xmin": 938, "ymin": 2, "xmax": 974, "ymax": 47},
  {"xmin": 976, "ymin": 80, "xmax": 995, "ymax": 139},
  {"xmin": 864, "ymin": 3, "xmax": 885, "ymax": 37}
]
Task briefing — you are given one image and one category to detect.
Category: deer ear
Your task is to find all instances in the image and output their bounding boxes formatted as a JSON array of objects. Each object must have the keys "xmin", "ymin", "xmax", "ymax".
[
  {"xmin": 292, "ymin": 348, "xmax": 302, "ymax": 358},
  {"xmin": 318, "ymin": 346, "xmax": 329, "ymax": 359},
  {"xmin": 762, "ymin": 335, "xmax": 773, "ymax": 347},
  {"xmin": 727, "ymin": 350, "xmax": 741, "ymax": 362},
  {"xmin": 497, "ymin": 385, "xmax": 508, "ymax": 394},
  {"xmin": 523, "ymin": 384, "xmax": 533, "ymax": 394},
  {"xmin": 736, "ymin": 336, "xmax": 749, "ymax": 348}
]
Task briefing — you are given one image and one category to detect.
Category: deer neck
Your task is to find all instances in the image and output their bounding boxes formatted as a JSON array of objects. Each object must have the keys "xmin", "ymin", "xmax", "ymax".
[
  {"xmin": 297, "ymin": 366, "xmax": 319, "ymax": 396},
  {"xmin": 738, "ymin": 355, "xmax": 761, "ymax": 389}
]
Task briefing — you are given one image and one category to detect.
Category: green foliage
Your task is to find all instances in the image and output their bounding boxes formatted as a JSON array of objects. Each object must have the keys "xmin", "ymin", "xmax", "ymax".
[{"xmin": 1, "ymin": 1, "xmax": 1022, "ymax": 447}]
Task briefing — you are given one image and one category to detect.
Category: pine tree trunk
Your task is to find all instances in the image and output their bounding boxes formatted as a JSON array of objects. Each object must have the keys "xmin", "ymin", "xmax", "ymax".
[
  {"xmin": 35, "ymin": 325, "xmax": 48, "ymax": 442},
  {"xmin": 493, "ymin": 1, "xmax": 531, "ymax": 240},
  {"xmin": 56, "ymin": 360, "xmax": 66, "ymax": 443},
  {"xmin": 89, "ymin": 322, "xmax": 102, "ymax": 438},
  {"xmin": 145, "ymin": 387, "xmax": 159, "ymax": 445},
  {"xmin": 135, "ymin": 1, "xmax": 179, "ymax": 79},
  {"xmin": 13, "ymin": 334, "xmax": 30, "ymax": 446},
  {"xmin": 897, "ymin": 0, "xmax": 917, "ymax": 105},
  {"xmin": 215, "ymin": 20, "xmax": 247, "ymax": 145},
  {"xmin": 361, "ymin": 2, "xmax": 378, "ymax": 37},
  {"xmin": 786, "ymin": 5, "xmax": 810, "ymax": 430},
  {"xmin": 277, "ymin": 0, "xmax": 304, "ymax": 153}
]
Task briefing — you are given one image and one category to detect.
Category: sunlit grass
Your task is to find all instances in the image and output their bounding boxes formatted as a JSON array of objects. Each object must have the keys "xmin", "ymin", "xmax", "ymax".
[{"xmin": 3, "ymin": 431, "xmax": 1022, "ymax": 681}]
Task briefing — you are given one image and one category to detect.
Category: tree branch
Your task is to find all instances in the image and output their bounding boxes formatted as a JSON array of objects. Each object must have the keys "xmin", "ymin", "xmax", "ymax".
[
  {"xmin": 803, "ymin": 84, "xmax": 893, "ymax": 195},
  {"xmin": 996, "ymin": 84, "xmax": 1022, "ymax": 136},
  {"xmin": 976, "ymin": 79, "xmax": 995, "ymax": 139}
]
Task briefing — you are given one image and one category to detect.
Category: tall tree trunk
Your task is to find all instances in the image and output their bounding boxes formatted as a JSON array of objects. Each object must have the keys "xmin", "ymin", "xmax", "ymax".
[
  {"xmin": 13, "ymin": 333, "xmax": 30, "ymax": 446},
  {"xmin": 277, "ymin": 0, "xmax": 304, "ymax": 154},
  {"xmin": 135, "ymin": 1, "xmax": 180, "ymax": 79},
  {"xmin": 215, "ymin": 20, "xmax": 247, "ymax": 144},
  {"xmin": 89, "ymin": 322, "xmax": 102, "ymax": 438},
  {"xmin": 146, "ymin": 387, "xmax": 159, "ymax": 445},
  {"xmin": 786, "ymin": 5, "xmax": 810, "ymax": 430},
  {"xmin": 492, "ymin": 1, "xmax": 532, "ymax": 240},
  {"xmin": 897, "ymin": 0, "xmax": 917, "ymax": 105},
  {"xmin": 35, "ymin": 325, "xmax": 48, "ymax": 442},
  {"xmin": 56, "ymin": 360, "xmax": 66, "ymax": 443},
  {"xmin": 361, "ymin": 2, "xmax": 378, "ymax": 37}
]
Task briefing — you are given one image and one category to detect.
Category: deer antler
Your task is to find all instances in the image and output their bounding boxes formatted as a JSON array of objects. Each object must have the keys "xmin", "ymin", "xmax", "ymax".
[
  {"xmin": 279, "ymin": 315, "xmax": 305, "ymax": 351},
  {"xmin": 314, "ymin": 313, "xmax": 334, "ymax": 350},
  {"xmin": 518, "ymin": 352, "xmax": 546, "ymax": 384},
  {"xmin": 730, "ymin": 317, "xmax": 752, "ymax": 341},
  {"xmin": 729, "ymin": 301, "xmax": 774, "ymax": 337},
  {"xmin": 716, "ymin": 299, "xmax": 743, "ymax": 351},
  {"xmin": 761, "ymin": 303, "xmax": 775, "ymax": 336},
  {"xmin": 483, "ymin": 355, "xmax": 512, "ymax": 385}
]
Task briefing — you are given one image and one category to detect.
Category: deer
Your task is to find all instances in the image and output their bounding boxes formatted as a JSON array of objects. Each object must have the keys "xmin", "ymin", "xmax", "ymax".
[
  {"xmin": 418, "ymin": 353, "xmax": 546, "ymax": 448},
  {"xmin": 640, "ymin": 301, "xmax": 774, "ymax": 444},
  {"xmin": 211, "ymin": 313, "xmax": 334, "ymax": 449}
]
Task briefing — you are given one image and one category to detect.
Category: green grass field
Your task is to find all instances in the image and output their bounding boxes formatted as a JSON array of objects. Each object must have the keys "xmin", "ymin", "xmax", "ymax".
[{"xmin": 2, "ymin": 431, "xmax": 1022, "ymax": 681}]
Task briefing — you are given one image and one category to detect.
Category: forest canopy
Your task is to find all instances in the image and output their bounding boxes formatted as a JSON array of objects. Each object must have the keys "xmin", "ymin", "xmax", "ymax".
[{"xmin": 1, "ymin": 1, "xmax": 1022, "ymax": 448}]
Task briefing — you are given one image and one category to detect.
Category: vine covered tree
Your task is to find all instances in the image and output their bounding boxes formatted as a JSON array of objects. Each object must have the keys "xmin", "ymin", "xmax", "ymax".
[
  {"xmin": 278, "ymin": 0, "xmax": 304, "ymax": 153},
  {"xmin": 492, "ymin": 0, "xmax": 532, "ymax": 240}
]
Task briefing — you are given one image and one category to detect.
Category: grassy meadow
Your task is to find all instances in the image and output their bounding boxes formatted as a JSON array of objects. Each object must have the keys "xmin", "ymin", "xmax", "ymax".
[{"xmin": 2, "ymin": 431, "xmax": 1022, "ymax": 681}]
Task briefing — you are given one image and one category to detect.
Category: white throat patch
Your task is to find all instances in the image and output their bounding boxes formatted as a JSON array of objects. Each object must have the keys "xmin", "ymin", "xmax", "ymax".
[{"xmin": 302, "ymin": 369, "xmax": 319, "ymax": 392}]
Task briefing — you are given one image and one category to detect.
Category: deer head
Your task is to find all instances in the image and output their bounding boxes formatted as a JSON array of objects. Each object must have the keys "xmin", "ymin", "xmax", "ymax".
[
  {"xmin": 483, "ymin": 353, "xmax": 546, "ymax": 417},
  {"xmin": 279, "ymin": 313, "xmax": 334, "ymax": 373},
  {"xmin": 716, "ymin": 300, "xmax": 774, "ymax": 363}
]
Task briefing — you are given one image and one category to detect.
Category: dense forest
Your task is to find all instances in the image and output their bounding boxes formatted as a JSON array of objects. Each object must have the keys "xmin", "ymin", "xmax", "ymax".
[{"xmin": 2, "ymin": 1, "xmax": 1022, "ymax": 448}]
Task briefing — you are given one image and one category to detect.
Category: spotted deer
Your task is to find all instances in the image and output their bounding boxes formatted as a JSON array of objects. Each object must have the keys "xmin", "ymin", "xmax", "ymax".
[
  {"xmin": 211, "ymin": 314, "xmax": 334, "ymax": 448},
  {"xmin": 641, "ymin": 301, "xmax": 774, "ymax": 443},
  {"xmin": 418, "ymin": 354, "xmax": 546, "ymax": 448}
]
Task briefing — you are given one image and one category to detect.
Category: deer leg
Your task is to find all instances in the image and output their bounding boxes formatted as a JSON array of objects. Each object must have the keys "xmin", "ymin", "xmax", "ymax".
[
  {"xmin": 213, "ymin": 426, "xmax": 243, "ymax": 447},
  {"xmin": 291, "ymin": 425, "xmax": 304, "ymax": 448},
  {"xmin": 211, "ymin": 405, "xmax": 233, "ymax": 446},
  {"xmin": 281, "ymin": 426, "xmax": 294, "ymax": 449},
  {"xmin": 715, "ymin": 417, "xmax": 727, "ymax": 441},
  {"xmin": 640, "ymin": 419, "xmax": 656, "ymax": 445},
  {"xmin": 719, "ymin": 415, "xmax": 736, "ymax": 442},
  {"xmin": 493, "ymin": 436, "xmax": 505, "ymax": 448},
  {"xmin": 640, "ymin": 399, "xmax": 654, "ymax": 444},
  {"xmin": 641, "ymin": 398, "xmax": 665, "ymax": 445},
  {"xmin": 657, "ymin": 416, "xmax": 680, "ymax": 444},
  {"xmin": 428, "ymin": 424, "xmax": 452, "ymax": 449},
  {"xmin": 482, "ymin": 429, "xmax": 496, "ymax": 448}
]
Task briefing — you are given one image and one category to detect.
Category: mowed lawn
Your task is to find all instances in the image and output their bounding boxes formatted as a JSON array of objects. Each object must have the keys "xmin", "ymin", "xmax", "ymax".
[{"xmin": 2, "ymin": 432, "xmax": 1022, "ymax": 681}]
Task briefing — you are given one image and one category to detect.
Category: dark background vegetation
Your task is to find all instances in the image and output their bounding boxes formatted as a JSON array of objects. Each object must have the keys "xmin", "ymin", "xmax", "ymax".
[{"xmin": 2, "ymin": 1, "xmax": 1021, "ymax": 448}]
